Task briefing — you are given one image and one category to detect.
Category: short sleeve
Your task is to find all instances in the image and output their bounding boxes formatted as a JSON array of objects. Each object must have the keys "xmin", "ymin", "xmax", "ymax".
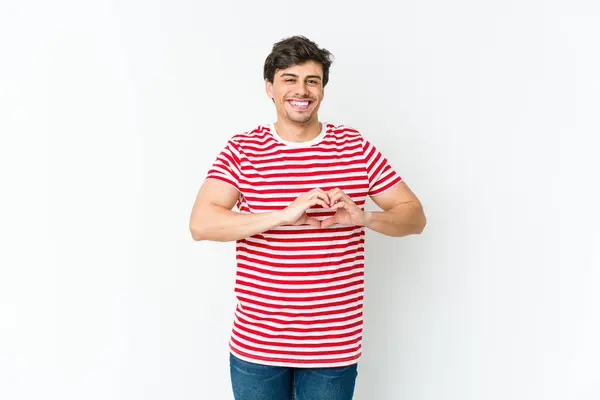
[
  {"xmin": 362, "ymin": 138, "xmax": 403, "ymax": 196},
  {"xmin": 205, "ymin": 139, "xmax": 242, "ymax": 191}
]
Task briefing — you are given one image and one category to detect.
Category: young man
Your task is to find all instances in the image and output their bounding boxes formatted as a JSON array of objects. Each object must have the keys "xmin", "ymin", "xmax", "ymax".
[{"xmin": 189, "ymin": 36, "xmax": 426, "ymax": 400}]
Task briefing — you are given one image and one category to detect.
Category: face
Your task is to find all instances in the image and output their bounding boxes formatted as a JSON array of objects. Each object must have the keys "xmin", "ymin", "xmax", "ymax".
[{"xmin": 265, "ymin": 60, "xmax": 325, "ymax": 125}]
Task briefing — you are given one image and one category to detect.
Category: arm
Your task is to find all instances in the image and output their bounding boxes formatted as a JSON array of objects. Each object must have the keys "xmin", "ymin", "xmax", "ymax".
[
  {"xmin": 189, "ymin": 179, "xmax": 282, "ymax": 242},
  {"xmin": 189, "ymin": 179, "xmax": 330, "ymax": 242},
  {"xmin": 357, "ymin": 137, "xmax": 425, "ymax": 237},
  {"xmin": 365, "ymin": 180, "xmax": 426, "ymax": 237}
]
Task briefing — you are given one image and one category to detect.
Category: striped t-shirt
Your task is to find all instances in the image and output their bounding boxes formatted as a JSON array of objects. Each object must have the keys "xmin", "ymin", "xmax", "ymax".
[{"xmin": 205, "ymin": 122, "xmax": 402, "ymax": 368}]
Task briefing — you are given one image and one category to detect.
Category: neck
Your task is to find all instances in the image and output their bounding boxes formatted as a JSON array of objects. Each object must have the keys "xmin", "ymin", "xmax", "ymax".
[{"xmin": 274, "ymin": 118, "xmax": 322, "ymax": 143}]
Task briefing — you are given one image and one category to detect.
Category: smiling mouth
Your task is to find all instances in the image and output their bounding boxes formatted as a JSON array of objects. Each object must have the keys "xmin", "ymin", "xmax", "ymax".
[{"xmin": 287, "ymin": 99, "xmax": 312, "ymax": 110}]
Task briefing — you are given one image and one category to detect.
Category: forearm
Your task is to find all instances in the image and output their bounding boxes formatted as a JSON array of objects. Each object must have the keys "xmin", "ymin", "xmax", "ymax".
[
  {"xmin": 364, "ymin": 202, "xmax": 426, "ymax": 237},
  {"xmin": 190, "ymin": 203, "xmax": 284, "ymax": 242}
]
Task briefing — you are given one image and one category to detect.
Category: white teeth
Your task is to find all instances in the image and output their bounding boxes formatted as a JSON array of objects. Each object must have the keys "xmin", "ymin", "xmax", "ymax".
[{"xmin": 291, "ymin": 101, "xmax": 309, "ymax": 107}]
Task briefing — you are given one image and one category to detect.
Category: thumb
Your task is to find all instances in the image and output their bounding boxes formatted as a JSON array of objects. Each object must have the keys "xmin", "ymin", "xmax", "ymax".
[
  {"xmin": 306, "ymin": 217, "xmax": 322, "ymax": 228},
  {"xmin": 320, "ymin": 216, "xmax": 336, "ymax": 228}
]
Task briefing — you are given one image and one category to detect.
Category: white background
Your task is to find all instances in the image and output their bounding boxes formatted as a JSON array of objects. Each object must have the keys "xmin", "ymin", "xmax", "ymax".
[{"xmin": 1, "ymin": 1, "xmax": 599, "ymax": 399}]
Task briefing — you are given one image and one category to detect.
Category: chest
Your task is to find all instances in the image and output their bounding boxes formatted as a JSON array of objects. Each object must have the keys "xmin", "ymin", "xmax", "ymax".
[{"xmin": 237, "ymin": 145, "xmax": 369, "ymax": 212}]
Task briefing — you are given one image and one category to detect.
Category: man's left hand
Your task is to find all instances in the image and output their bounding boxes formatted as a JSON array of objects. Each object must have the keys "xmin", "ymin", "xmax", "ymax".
[{"xmin": 321, "ymin": 188, "xmax": 370, "ymax": 228}]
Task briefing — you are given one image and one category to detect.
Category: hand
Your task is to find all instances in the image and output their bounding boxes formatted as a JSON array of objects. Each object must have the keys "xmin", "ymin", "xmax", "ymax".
[
  {"xmin": 321, "ymin": 188, "xmax": 369, "ymax": 228},
  {"xmin": 278, "ymin": 188, "xmax": 331, "ymax": 227}
]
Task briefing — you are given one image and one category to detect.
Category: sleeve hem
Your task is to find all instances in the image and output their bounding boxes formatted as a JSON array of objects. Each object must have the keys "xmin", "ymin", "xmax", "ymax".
[
  {"xmin": 369, "ymin": 177, "xmax": 403, "ymax": 197},
  {"xmin": 205, "ymin": 176, "xmax": 240, "ymax": 192}
]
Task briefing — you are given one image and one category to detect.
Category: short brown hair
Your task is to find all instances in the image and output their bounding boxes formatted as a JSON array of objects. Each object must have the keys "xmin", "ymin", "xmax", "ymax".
[{"xmin": 263, "ymin": 36, "xmax": 334, "ymax": 86}]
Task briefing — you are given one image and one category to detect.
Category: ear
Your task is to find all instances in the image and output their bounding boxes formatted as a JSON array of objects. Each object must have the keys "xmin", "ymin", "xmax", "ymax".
[{"xmin": 265, "ymin": 79, "xmax": 273, "ymax": 99}]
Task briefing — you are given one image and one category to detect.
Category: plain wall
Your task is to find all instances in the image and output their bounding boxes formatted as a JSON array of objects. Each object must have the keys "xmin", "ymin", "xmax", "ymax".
[{"xmin": 1, "ymin": 1, "xmax": 599, "ymax": 399}]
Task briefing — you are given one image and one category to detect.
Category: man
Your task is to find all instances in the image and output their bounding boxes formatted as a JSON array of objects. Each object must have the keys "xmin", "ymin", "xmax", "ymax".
[{"xmin": 189, "ymin": 35, "xmax": 426, "ymax": 400}]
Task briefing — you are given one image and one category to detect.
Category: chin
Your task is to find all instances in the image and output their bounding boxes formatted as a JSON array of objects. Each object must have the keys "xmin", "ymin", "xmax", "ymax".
[
  {"xmin": 285, "ymin": 111, "xmax": 316, "ymax": 124},
  {"xmin": 290, "ymin": 117, "xmax": 312, "ymax": 124}
]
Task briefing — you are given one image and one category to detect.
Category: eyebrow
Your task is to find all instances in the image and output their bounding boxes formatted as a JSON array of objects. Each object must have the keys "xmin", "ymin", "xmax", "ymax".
[{"xmin": 279, "ymin": 73, "xmax": 322, "ymax": 80}]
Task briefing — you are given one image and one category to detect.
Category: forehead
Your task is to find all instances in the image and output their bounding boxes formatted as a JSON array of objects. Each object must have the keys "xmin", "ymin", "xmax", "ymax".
[{"xmin": 276, "ymin": 60, "xmax": 323, "ymax": 77}]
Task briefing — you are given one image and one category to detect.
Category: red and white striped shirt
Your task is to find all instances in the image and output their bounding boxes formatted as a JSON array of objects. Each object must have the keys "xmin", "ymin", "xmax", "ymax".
[{"xmin": 205, "ymin": 122, "xmax": 402, "ymax": 368}]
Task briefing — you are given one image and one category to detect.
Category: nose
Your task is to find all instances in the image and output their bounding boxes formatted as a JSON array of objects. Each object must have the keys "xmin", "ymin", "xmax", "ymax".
[{"xmin": 294, "ymin": 81, "xmax": 310, "ymax": 97}]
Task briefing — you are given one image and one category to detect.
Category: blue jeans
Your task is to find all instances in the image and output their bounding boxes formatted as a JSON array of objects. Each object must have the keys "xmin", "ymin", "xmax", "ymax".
[{"xmin": 229, "ymin": 353, "xmax": 358, "ymax": 400}]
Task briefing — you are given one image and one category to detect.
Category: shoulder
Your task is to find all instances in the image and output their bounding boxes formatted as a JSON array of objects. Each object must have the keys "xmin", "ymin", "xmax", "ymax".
[
  {"xmin": 324, "ymin": 122, "xmax": 365, "ymax": 140},
  {"xmin": 224, "ymin": 124, "xmax": 271, "ymax": 148},
  {"xmin": 325, "ymin": 122, "xmax": 372, "ymax": 149}
]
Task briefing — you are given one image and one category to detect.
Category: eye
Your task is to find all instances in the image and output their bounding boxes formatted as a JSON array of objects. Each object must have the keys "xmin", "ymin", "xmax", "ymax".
[
  {"xmin": 308, "ymin": 80, "xmax": 318, "ymax": 84},
  {"xmin": 285, "ymin": 79, "xmax": 296, "ymax": 83}
]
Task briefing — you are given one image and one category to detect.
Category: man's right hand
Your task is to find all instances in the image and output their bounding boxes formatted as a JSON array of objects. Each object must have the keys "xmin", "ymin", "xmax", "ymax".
[{"xmin": 277, "ymin": 188, "xmax": 331, "ymax": 227}]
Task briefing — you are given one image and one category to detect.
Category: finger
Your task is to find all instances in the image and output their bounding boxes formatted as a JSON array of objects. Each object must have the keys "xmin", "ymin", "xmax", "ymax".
[
  {"xmin": 321, "ymin": 216, "xmax": 336, "ymax": 228},
  {"xmin": 315, "ymin": 191, "xmax": 331, "ymax": 205},
  {"xmin": 329, "ymin": 192, "xmax": 343, "ymax": 204},
  {"xmin": 306, "ymin": 198, "xmax": 330, "ymax": 209},
  {"xmin": 331, "ymin": 200, "xmax": 344, "ymax": 208},
  {"xmin": 310, "ymin": 188, "xmax": 331, "ymax": 204},
  {"xmin": 326, "ymin": 188, "xmax": 339, "ymax": 201},
  {"xmin": 311, "ymin": 199, "xmax": 330, "ymax": 209},
  {"xmin": 331, "ymin": 201, "xmax": 352, "ymax": 210},
  {"xmin": 306, "ymin": 217, "xmax": 321, "ymax": 228},
  {"xmin": 310, "ymin": 187, "xmax": 327, "ymax": 195},
  {"xmin": 311, "ymin": 191, "xmax": 330, "ymax": 203},
  {"xmin": 295, "ymin": 213, "xmax": 318, "ymax": 227},
  {"xmin": 329, "ymin": 191, "xmax": 352, "ymax": 204}
]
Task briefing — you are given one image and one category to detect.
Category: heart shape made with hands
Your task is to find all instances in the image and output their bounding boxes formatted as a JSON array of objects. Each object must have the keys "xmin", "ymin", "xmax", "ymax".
[{"xmin": 307, "ymin": 190, "xmax": 366, "ymax": 228}]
